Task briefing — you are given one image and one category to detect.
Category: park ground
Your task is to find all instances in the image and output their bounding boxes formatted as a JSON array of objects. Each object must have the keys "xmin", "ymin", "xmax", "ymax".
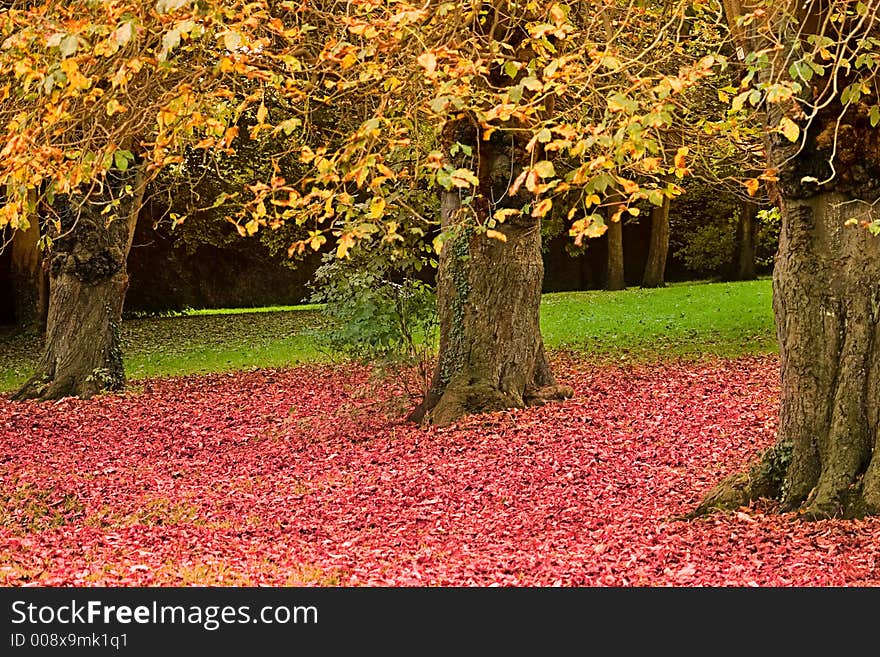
[{"xmin": 2, "ymin": 278, "xmax": 879, "ymax": 586}]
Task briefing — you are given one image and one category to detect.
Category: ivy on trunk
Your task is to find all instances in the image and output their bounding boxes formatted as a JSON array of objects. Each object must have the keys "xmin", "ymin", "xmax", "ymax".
[{"xmin": 408, "ymin": 119, "xmax": 572, "ymax": 426}]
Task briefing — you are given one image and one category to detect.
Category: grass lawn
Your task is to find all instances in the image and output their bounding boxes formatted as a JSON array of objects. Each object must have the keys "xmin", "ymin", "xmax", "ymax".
[
  {"xmin": 0, "ymin": 277, "xmax": 775, "ymax": 393},
  {"xmin": 541, "ymin": 277, "xmax": 776, "ymax": 361}
]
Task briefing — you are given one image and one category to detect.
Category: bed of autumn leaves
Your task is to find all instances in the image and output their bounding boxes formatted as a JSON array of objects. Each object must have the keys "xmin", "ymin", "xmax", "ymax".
[{"xmin": 2, "ymin": 354, "xmax": 880, "ymax": 587}]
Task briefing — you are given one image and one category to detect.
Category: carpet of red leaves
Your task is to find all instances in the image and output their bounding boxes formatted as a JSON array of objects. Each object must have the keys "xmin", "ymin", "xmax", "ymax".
[{"xmin": 2, "ymin": 354, "xmax": 879, "ymax": 587}]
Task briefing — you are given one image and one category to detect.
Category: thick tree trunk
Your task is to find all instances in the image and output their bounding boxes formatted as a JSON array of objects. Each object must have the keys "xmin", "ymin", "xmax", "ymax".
[
  {"xmin": 692, "ymin": 0, "xmax": 880, "ymax": 519},
  {"xmin": 734, "ymin": 198, "xmax": 758, "ymax": 281},
  {"xmin": 408, "ymin": 125, "xmax": 572, "ymax": 426},
  {"xmin": 695, "ymin": 192, "xmax": 880, "ymax": 518},
  {"xmin": 773, "ymin": 193, "xmax": 880, "ymax": 517},
  {"xmin": 10, "ymin": 204, "xmax": 47, "ymax": 332},
  {"xmin": 605, "ymin": 206, "xmax": 626, "ymax": 291},
  {"xmin": 13, "ymin": 168, "xmax": 145, "ymax": 401},
  {"xmin": 641, "ymin": 195, "xmax": 670, "ymax": 288}
]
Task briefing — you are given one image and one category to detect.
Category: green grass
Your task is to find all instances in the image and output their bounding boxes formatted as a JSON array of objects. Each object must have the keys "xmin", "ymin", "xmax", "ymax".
[
  {"xmin": 0, "ymin": 278, "xmax": 776, "ymax": 393},
  {"xmin": 540, "ymin": 278, "xmax": 776, "ymax": 362}
]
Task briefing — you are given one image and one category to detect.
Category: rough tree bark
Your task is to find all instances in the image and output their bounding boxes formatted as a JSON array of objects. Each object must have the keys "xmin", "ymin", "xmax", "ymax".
[
  {"xmin": 641, "ymin": 194, "xmax": 670, "ymax": 288},
  {"xmin": 9, "ymin": 193, "xmax": 48, "ymax": 332},
  {"xmin": 12, "ymin": 167, "xmax": 145, "ymax": 401},
  {"xmin": 408, "ymin": 120, "xmax": 573, "ymax": 427},
  {"xmin": 694, "ymin": 0, "xmax": 880, "ymax": 518}
]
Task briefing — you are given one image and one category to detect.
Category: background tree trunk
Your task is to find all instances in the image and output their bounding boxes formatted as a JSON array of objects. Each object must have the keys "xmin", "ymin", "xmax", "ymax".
[
  {"xmin": 641, "ymin": 195, "xmax": 670, "ymax": 288},
  {"xmin": 605, "ymin": 210, "xmax": 626, "ymax": 291},
  {"xmin": 13, "ymin": 167, "xmax": 145, "ymax": 401},
  {"xmin": 408, "ymin": 123, "xmax": 572, "ymax": 426},
  {"xmin": 10, "ymin": 197, "xmax": 47, "ymax": 332},
  {"xmin": 734, "ymin": 198, "xmax": 758, "ymax": 281}
]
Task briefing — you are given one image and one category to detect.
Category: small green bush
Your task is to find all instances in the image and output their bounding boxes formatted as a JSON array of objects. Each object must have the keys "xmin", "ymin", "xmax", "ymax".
[{"xmin": 309, "ymin": 245, "xmax": 438, "ymax": 407}]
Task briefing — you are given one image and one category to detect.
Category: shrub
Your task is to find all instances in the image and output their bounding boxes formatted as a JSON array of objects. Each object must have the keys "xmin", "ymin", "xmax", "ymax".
[{"xmin": 309, "ymin": 246, "xmax": 437, "ymax": 412}]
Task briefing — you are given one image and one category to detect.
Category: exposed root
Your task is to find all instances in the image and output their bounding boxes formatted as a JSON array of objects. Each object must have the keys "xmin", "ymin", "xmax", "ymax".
[{"xmin": 524, "ymin": 384, "xmax": 574, "ymax": 406}]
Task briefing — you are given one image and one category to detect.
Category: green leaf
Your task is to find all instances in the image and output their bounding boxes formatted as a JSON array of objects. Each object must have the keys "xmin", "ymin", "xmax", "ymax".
[
  {"xmin": 435, "ymin": 168, "xmax": 453, "ymax": 190},
  {"xmin": 841, "ymin": 83, "xmax": 858, "ymax": 105},
  {"xmin": 608, "ymin": 93, "xmax": 636, "ymax": 113},
  {"xmin": 114, "ymin": 150, "xmax": 134, "ymax": 171},
  {"xmin": 788, "ymin": 60, "xmax": 813, "ymax": 83},
  {"xmin": 870, "ymin": 105, "xmax": 880, "ymax": 128},
  {"xmin": 646, "ymin": 188, "xmax": 665, "ymax": 206}
]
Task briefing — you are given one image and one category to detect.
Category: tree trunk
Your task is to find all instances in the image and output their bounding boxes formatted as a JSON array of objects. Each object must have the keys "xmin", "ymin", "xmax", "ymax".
[
  {"xmin": 12, "ymin": 167, "xmax": 145, "ymax": 401},
  {"xmin": 605, "ymin": 209, "xmax": 625, "ymax": 291},
  {"xmin": 641, "ymin": 195, "xmax": 670, "ymax": 288},
  {"xmin": 734, "ymin": 198, "xmax": 758, "ymax": 281},
  {"xmin": 408, "ymin": 123, "xmax": 572, "ymax": 427},
  {"xmin": 691, "ymin": 0, "xmax": 880, "ymax": 519},
  {"xmin": 695, "ymin": 191, "xmax": 880, "ymax": 518},
  {"xmin": 10, "ymin": 197, "xmax": 47, "ymax": 332}
]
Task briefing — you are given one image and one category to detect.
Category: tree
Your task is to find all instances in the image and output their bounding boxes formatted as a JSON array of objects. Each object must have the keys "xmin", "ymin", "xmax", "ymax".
[
  {"xmin": 695, "ymin": 0, "xmax": 880, "ymax": 518},
  {"xmin": 237, "ymin": 0, "xmax": 722, "ymax": 425},
  {"xmin": 0, "ymin": 1, "xmax": 277, "ymax": 399}
]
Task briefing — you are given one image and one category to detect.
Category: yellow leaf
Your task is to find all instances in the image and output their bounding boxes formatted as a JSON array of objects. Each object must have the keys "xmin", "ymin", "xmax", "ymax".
[
  {"xmin": 493, "ymin": 208, "xmax": 520, "ymax": 223},
  {"xmin": 450, "ymin": 168, "xmax": 480, "ymax": 188},
  {"xmin": 744, "ymin": 178, "xmax": 760, "ymax": 196},
  {"xmin": 485, "ymin": 229, "xmax": 507, "ymax": 242},
  {"xmin": 336, "ymin": 233, "xmax": 355, "ymax": 259},
  {"xmin": 105, "ymin": 99, "xmax": 126, "ymax": 116},
  {"xmin": 779, "ymin": 116, "xmax": 800, "ymax": 142},
  {"xmin": 368, "ymin": 196, "xmax": 386, "ymax": 219},
  {"xmin": 508, "ymin": 170, "xmax": 527, "ymax": 197},
  {"xmin": 525, "ymin": 171, "xmax": 539, "ymax": 193},
  {"xmin": 616, "ymin": 177, "xmax": 639, "ymax": 194},
  {"xmin": 256, "ymin": 102, "xmax": 268, "ymax": 125},
  {"xmin": 223, "ymin": 126, "xmax": 239, "ymax": 148}
]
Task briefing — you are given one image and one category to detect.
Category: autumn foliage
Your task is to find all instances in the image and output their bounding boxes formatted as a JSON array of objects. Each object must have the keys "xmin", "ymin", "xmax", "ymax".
[{"xmin": 2, "ymin": 355, "xmax": 879, "ymax": 586}]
